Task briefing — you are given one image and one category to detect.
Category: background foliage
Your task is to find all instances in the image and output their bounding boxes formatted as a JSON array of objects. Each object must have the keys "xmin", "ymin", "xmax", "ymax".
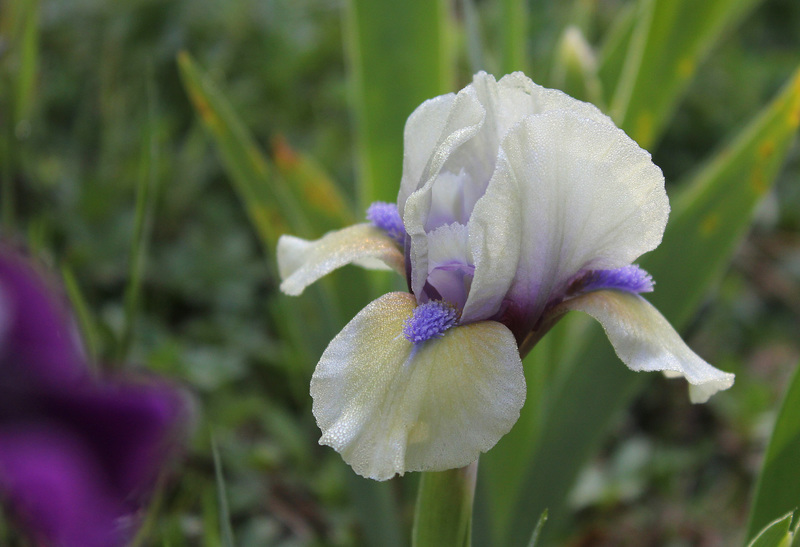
[{"xmin": 2, "ymin": 0, "xmax": 800, "ymax": 545}]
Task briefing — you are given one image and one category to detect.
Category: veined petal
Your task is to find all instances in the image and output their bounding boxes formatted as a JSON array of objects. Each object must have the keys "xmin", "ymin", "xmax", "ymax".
[
  {"xmin": 474, "ymin": 110, "xmax": 669, "ymax": 328},
  {"xmin": 277, "ymin": 224, "xmax": 404, "ymax": 296},
  {"xmin": 558, "ymin": 290, "xmax": 734, "ymax": 403},
  {"xmin": 311, "ymin": 292, "xmax": 525, "ymax": 480}
]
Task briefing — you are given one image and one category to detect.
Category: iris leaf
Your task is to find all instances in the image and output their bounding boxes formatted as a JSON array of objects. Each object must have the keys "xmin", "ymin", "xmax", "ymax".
[
  {"xmin": 344, "ymin": 0, "xmax": 453, "ymax": 209},
  {"xmin": 745, "ymin": 363, "xmax": 800, "ymax": 541},
  {"xmin": 611, "ymin": 0, "xmax": 764, "ymax": 149},
  {"xmin": 746, "ymin": 512, "xmax": 794, "ymax": 547},
  {"xmin": 499, "ymin": 0, "xmax": 528, "ymax": 75},
  {"xmin": 597, "ymin": 3, "xmax": 636, "ymax": 104}
]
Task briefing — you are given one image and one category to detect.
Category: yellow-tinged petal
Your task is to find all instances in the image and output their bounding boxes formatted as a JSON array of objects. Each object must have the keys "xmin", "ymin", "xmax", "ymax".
[
  {"xmin": 559, "ymin": 290, "xmax": 734, "ymax": 403},
  {"xmin": 277, "ymin": 224, "xmax": 404, "ymax": 296},
  {"xmin": 311, "ymin": 292, "xmax": 526, "ymax": 480}
]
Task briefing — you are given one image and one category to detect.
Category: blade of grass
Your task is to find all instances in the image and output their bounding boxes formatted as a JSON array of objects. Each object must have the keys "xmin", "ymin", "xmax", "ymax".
[
  {"xmin": 119, "ymin": 71, "xmax": 159, "ymax": 362},
  {"xmin": 526, "ymin": 510, "xmax": 548, "ymax": 547},
  {"xmin": 745, "ymin": 363, "xmax": 800, "ymax": 541},
  {"xmin": 178, "ymin": 50, "xmax": 373, "ymax": 347},
  {"xmin": 211, "ymin": 434, "xmax": 235, "ymax": 547},
  {"xmin": 177, "ymin": 51, "xmax": 311, "ymax": 247},
  {"xmin": 344, "ymin": 0, "xmax": 453, "ymax": 209},
  {"xmin": 504, "ymin": 66, "xmax": 800, "ymax": 546},
  {"xmin": 1, "ymin": 105, "xmax": 15, "ymax": 234},
  {"xmin": 747, "ymin": 512, "xmax": 794, "ymax": 547},
  {"xmin": 648, "ymin": 66, "xmax": 800, "ymax": 324},
  {"xmin": 0, "ymin": 0, "xmax": 40, "ymax": 234},
  {"xmin": 611, "ymin": 0, "xmax": 763, "ymax": 149},
  {"xmin": 13, "ymin": 0, "xmax": 40, "ymax": 123},
  {"xmin": 270, "ymin": 135, "xmax": 356, "ymax": 232},
  {"xmin": 60, "ymin": 264, "xmax": 100, "ymax": 369}
]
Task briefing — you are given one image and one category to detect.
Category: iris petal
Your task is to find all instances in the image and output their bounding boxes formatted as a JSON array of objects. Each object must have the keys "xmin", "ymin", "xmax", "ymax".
[
  {"xmin": 310, "ymin": 292, "xmax": 525, "ymax": 480},
  {"xmin": 558, "ymin": 290, "xmax": 734, "ymax": 403},
  {"xmin": 398, "ymin": 93, "xmax": 457, "ymax": 212},
  {"xmin": 0, "ymin": 428, "xmax": 127, "ymax": 547},
  {"xmin": 277, "ymin": 224, "xmax": 405, "ymax": 296},
  {"xmin": 468, "ymin": 110, "xmax": 669, "ymax": 331}
]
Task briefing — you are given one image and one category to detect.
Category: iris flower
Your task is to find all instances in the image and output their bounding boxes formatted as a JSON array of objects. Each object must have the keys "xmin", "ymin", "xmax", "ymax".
[
  {"xmin": 0, "ymin": 246, "xmax": 190, "ymax": 547},
  {"xmin": 278, "ymin": 72, "xmax": 734, "ymax": 481}
]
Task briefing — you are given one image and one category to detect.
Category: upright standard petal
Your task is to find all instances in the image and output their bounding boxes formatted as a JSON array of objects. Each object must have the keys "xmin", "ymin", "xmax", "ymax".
[
  {"xmin": 398, "ymin": 93, "xmax": 457, "ymax": 211},
  {"xmin": 277, "ymin": 224, "xmax": 405, "ymax": 296},
  {"xmin": 471, "ymin": 110, "xmax": 669, "ymax": 332},
  {"xmin": 559, "ymin": 290, "xmax": 734, "ymax": 403},
  {"xmin": 310, "ymin": 292, "xmax": 525, "ymax": 480}
]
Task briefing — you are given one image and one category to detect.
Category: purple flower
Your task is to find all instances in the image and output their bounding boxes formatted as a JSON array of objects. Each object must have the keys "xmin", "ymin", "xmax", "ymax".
[{"xmin": 0, "ymin": 246, "xmax": 190, "ymax": 547}]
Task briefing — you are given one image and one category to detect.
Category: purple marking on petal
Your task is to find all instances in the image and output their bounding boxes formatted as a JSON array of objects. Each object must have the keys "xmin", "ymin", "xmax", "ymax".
[
  {"xmin": 403, "ymin": 300, "xmax": 459, "ymax": 344},
  {"xmin": 367, "ymin": 202, "xmax": 406, "ymax": 245},
  {"xmin": 424, "ymin": 261, "xmax": 475, "ymax": 311},
  {"xmin": 569, "ymin": 265, "xmax": 654, "ymax": 295}
]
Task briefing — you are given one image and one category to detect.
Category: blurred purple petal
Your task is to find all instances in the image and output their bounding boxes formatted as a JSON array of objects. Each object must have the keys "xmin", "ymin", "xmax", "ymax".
[
  {"xmin": 0, "ymin": 248, "xmax": 86, "ymax": 387},
  {"xmin": 0, "ymin": 427, "xmax": 128, "ymax": 547},
  {"xmin": 44, "ymin": 381, "xmax": 190, "ymax": 498},
  {"xmin": 0, "ymin": 246, "xmax": 191, "ymax": 546}
]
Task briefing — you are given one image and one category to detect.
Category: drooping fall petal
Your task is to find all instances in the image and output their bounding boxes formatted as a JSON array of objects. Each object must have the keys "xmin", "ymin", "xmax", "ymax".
[
  {"xmin": 310, "ymin": 292, "xmax": 526, "ymax": 480},
  {"xmin": 559, "ymin": 290, "xmax": 734, "ymax": 403}
]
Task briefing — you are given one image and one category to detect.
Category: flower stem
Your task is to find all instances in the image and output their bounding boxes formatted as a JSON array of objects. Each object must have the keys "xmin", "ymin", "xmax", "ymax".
[{"xmin": 412, "ymin": 460, "xmax": 478, "ymax": 547}]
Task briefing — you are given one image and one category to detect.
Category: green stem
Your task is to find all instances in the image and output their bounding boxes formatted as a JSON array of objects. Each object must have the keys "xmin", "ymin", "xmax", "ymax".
[{"xmin": 412, "ymin": 460, "xmax": 478, "ymax": 547}]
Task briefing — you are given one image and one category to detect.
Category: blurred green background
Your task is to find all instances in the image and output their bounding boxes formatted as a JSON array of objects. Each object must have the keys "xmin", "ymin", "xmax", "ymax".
[{"xmin": 2, "ymin": 0, "xmax": 800, "ymax": 545}]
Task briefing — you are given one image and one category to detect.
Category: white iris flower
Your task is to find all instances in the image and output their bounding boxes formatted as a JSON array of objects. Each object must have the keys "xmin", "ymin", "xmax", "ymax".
[{"xmin": 277, "ymin": 72, "xmax": 734, "ymax": 481}]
